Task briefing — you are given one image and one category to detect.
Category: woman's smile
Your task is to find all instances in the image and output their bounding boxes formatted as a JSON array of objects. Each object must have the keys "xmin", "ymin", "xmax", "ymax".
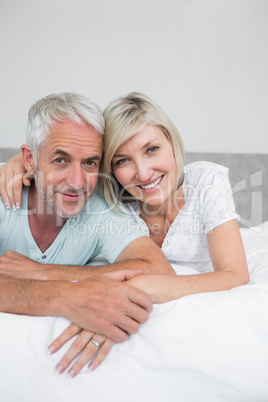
[{"xmin": 137, "ymin": 174, "xmax": 164, "ymax": 192}]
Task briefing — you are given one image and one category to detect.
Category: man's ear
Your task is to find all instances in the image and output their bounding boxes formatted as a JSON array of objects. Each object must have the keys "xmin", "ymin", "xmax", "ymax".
[{"xmin": 21, "ymin": 145, "xmax": 35, "ymax": 175}]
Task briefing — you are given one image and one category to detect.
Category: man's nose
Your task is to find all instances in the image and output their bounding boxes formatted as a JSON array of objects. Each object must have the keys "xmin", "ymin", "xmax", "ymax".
[{"xmin": 66, "ymin": 165, "xmax": 85, "ymax": 188}]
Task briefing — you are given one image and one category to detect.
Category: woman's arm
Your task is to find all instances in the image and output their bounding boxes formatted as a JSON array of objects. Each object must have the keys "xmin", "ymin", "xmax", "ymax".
[
  {"xmin": 128, "ymin": 220, "xmax": 249, "ymax": 304},
  {"xmin": 0, "ymin": 153, "xmax": 30, "ymax": 209}
]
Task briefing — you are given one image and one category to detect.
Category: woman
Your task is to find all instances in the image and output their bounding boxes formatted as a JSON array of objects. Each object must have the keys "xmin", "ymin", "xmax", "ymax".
[
  {"xmin": 0, "ymin": 92, "xmax": 249, "ymax": 375},
  {"xmin": 98, "ymin": 92, "xmax": 249, "ymax": 300}
]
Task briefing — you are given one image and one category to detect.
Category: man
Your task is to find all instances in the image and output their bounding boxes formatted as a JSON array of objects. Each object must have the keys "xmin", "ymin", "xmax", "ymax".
[{"xmin": 0, "ymin": 92, "xmax": 173, "ymax": 347}]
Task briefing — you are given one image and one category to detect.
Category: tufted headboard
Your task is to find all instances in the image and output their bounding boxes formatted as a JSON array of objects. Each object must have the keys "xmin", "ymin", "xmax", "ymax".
[{"xmin": 1, "ymin": 148, "xmax": 267, "ymax": 227}]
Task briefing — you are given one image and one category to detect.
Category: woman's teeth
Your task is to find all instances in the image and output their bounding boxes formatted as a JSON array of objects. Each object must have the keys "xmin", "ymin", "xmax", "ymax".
[{"xmin": 140, "ymin": 176, "xmax": 163, "ymax": 190}]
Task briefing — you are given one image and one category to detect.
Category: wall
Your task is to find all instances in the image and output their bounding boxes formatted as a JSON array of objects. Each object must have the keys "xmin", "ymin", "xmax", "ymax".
[{"xmin": 0, "ymin": 0, "xmax": 267, "ymax": 153}]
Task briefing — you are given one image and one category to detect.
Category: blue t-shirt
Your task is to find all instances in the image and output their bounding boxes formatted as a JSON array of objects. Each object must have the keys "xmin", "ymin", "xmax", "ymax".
[{"xmin": 0, "ymin": 186, "xmax": 145, "ymax": 264}]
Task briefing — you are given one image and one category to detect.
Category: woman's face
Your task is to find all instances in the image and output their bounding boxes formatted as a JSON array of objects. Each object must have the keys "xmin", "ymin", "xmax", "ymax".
[{"xmin": 111, "ymin": 124, "xmax": 178, "ymax": 207}]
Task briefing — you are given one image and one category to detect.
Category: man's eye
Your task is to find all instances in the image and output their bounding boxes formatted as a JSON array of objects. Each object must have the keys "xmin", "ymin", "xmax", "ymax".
[
  {"xmin": 84, "ymin": 160, "xmax": 98, "ymax": 169},
  {"xmin": 54, "ymin": 158, "xmax": 66, "ymax": 164}
]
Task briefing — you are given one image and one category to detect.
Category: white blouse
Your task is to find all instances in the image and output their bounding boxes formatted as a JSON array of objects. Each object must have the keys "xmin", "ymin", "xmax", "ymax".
[{"xmin": 127, "ymin": 161, "xmax": 239, "ymax": 274}]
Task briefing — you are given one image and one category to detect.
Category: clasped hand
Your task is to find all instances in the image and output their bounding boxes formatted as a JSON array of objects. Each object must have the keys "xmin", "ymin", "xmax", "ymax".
[
  {"xmin": 48, "ymin": 272, "xmax": 157, "ymax": 378},
  {"xmin": 0, "ymin": 253, "xmax": 153, "ymax": 377}
]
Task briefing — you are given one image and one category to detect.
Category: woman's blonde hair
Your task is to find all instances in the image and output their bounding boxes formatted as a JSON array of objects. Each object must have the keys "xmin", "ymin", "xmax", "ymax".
[{"xmin": 98, "ymin": 92, "xmax": 185, "ymax": 211}]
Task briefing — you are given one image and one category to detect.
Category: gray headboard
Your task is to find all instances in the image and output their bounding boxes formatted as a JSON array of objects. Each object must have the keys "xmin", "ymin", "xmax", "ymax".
[
  {"xmin": 185, "ymin": 152, "xmax": 267, "ymax": 228},
  {"xmin": 1, "ymin": 148, "xmax": 267, "ymax": 227}
]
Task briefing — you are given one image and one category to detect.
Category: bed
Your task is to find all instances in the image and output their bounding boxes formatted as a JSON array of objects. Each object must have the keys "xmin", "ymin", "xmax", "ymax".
[{"xmin": 0, "ymin": 149, "xmax": 268, "ymax": 402}]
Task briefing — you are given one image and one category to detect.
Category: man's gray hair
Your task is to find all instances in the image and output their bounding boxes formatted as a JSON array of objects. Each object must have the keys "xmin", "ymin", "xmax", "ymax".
[{"xmin": 26, "ymin": 92, "xmax": 104, "ymax": 163}]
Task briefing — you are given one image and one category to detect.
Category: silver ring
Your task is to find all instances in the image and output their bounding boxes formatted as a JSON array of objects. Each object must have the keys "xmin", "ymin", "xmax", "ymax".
[{"xmin": 90, "ymin": 339, "xmax": 101, "ymax": 348}]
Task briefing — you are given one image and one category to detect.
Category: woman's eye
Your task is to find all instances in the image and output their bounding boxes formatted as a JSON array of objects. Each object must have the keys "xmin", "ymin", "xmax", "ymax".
[
  {"xmin": 116, "ymin": 158, "xmax": 128, "ymax": 166},
  {"xmin": 147, "ymin": 146, "xmax": 159, "ymax": 154}
]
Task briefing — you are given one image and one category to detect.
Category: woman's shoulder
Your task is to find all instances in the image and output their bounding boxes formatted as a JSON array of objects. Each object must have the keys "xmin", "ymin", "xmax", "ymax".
[
  {"xmin": 184, "ymin": 160, "xmax": 228, "ymax": 173},
  {"xmin": 184, "ymin": 161, "xmax": 229, "ymax": 185}
]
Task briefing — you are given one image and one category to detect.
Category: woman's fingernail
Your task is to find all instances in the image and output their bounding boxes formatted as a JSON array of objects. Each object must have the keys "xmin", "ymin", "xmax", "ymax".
[
  {"xmin": 16, "ymin": 202, "xmax": 20, "ymax": 209},
  {"xmin": 47, "ymin": 345, "xmax": 55, "ymax": 354},
  {"xmin": 87, "ymin": 365, "xmax": 94, "ymax": 372},
  {"xmin": 55, "ymin": 365, "xmax": 63, "ymax": 375},
  {"xmin": 5, "ymin": 201, "xmax": 10, "ymax": 209},
  {"xmin": 12, "ymin": 204, "xmax": 17, "ymax": 211},
  {"xmin": 67, "ymin": 369, "xmax": 76, "ymax": 378}
]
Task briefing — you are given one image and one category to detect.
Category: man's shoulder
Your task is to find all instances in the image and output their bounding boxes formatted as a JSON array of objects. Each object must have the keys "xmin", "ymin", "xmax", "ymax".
[
  {"xmin": 0, "ymin": 186, "xmax": 29, "ymax": 218},
  {"xmin": 0, "ymin": 195, "xmax": 5, "ymax": 214}
]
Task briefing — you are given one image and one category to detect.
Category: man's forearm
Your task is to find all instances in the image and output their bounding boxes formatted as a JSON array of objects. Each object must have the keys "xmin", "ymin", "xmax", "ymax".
[
  {"xmin": 38, "ymin": 256, "xmax": 174, "ymax": 281},
  {"xmin": 0, "ymin": 274, "xmax": 60, "ymax": 316},
  {"xmin": 0, "ymin": 271, "xmax": 153, "ymax": 343}
]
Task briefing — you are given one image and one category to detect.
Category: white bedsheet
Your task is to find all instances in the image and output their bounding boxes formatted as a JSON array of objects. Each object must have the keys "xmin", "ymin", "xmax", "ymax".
[{"xmin": 0, "ymin": 223, "xmax": 268, "ymax": 402}]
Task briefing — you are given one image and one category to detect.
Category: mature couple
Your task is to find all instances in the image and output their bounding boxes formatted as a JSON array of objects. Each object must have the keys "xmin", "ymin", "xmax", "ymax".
[{"xmin": 0, "ymin": 92, "xmax": 249, "ymax": 377}]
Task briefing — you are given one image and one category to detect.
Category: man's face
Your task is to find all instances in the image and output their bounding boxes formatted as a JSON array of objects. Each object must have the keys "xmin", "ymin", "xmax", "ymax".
[{"xmin": 34, "ymin": 120, "xmax": 103, "ymax": 218}]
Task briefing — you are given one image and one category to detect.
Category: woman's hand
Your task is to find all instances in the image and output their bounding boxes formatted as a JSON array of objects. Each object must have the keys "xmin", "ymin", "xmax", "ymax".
[
  {"xmin": 0, "ymin": 153, "xmax": 31, "ymax": 209},
  {"xmin": 48, "ymin": 323, "xmax": 115, "ymax": 377}
]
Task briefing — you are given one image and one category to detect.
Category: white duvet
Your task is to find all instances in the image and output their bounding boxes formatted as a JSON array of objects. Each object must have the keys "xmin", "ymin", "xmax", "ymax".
[{"xmin": 0, "ymin": 223, "xmax": 268, "ymax": 402}]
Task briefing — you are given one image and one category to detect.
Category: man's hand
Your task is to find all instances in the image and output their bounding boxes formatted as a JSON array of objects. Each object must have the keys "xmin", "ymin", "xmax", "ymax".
[{"xmin": 55, "ymin": 270, "xmax": 152, "ymax": 343}]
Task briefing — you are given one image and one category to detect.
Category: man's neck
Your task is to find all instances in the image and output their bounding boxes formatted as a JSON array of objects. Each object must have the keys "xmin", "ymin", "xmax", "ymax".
[{"xmin": 27, "ymin": 183, "xmax": 67, "ymax": 253}]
